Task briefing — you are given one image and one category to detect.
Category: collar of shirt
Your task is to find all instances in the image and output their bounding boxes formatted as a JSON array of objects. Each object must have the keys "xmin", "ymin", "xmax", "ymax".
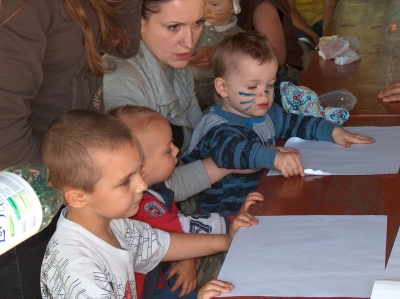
[{"xmin": 204, "ymin": 15, "xmax": 239, "ymax": 32}]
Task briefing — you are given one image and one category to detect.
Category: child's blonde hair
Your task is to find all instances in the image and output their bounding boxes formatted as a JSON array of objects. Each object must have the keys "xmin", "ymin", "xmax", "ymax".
[
  {"xmin": 42, "ymin": 110, "xmax": 140, "ymax": 193},
  {"xmin": 213, "ymin": 30, "xmax": 276, "ymax": 79},
  {"xmin": 108, "ymin": 105, "xmax": 167, "ymax": 139}
]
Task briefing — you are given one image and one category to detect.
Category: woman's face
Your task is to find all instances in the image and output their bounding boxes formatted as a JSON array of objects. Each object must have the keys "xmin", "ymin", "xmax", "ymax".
[{"xmin": 141, "ymin": 0, "xmax": 206, "ymax": 71}]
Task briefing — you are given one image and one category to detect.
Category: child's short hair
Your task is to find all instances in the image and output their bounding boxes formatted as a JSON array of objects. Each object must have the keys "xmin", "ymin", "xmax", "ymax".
[
  {"xmin": 213, "ymin": 30, "xmax": 276, "ymax": 79},
  {"xmin": 108, "ymin": 105, "xmax": 166, "ymax": 139},
  {"xmin": 42, "ymin": 110, "xmax": 140, "ymax": 193}
]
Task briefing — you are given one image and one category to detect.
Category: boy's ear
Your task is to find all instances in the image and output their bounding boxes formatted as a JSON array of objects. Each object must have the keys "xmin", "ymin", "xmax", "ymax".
[
  {"xmin": 64, "ymin": 188, "xmax": 88, "ymax": 209},
  {"xmin": 214, "ymin": 77, "xmax": 228, "ymax": 98}
]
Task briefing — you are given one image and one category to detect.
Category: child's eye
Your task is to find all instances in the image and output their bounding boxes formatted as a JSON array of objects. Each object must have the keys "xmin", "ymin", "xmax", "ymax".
[
  {"xmin": 248, "ymin": 86, "xmax": 257, "ymax": 90},
  {"xmin": 168, "ymin": 24, "xmax": 180, "ymax": 31},
  {"xmin": 120, "ymin": 179, "xmax": 130, "ymax": 187}
]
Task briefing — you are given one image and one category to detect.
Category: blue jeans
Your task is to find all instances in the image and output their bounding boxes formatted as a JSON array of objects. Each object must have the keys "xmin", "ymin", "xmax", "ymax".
[{"xmin": 154, "ymin": 269, "xmax": 197, "ymax": 299}]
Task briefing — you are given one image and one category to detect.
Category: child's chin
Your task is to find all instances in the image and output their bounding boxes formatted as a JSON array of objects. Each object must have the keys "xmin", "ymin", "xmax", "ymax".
[{"xmin": 127, "ymin": 206, "xmax": 140, "ymax": 218}]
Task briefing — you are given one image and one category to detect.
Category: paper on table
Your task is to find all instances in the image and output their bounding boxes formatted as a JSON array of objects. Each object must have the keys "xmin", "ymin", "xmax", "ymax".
[
  {"xmin": 371, "ymin": 280, "xmax": 400, "ymax": 299},
  {"xmin": 384, "ymin": 228, "xmax": 400, "ymax": 279},
  {"xmin": 369, "ymin": 228, "xmax": 400, "ymax": 298},
  {"xmin": 268, "ymin": 126, "xmax": 400, "ymax": 176},
  {"xmin": 218, "ymin": 215, "xmax": 387, "ymax": 298}
]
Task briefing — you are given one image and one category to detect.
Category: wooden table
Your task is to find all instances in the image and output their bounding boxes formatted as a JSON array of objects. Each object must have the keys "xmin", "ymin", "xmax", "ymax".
[
  {"xmin": 301, "ymin": 0, "xmax": 400, "ymax": 118},
  {"xmin": 218, "ymin": 117, "xmax": 400, "ymax": 299},
  {"xmin": 225, "ymin": 172, "xmax": 400, "ymax": 299}
]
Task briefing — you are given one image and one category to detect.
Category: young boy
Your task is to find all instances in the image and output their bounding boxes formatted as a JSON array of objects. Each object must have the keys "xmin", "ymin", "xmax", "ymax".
[
  {"xmin": 109, "ymin": 105, "xmax": 263, "ymax": 298},
  {"xmin": 183, "ymin": 31, "xmax": 375, "ymax": 216},
  {"xmin": 191, "ymin": 0, "xmax": 243, "ymax": 110},
  {"xmin": 39, "ymin": 110, "xmax": 259, "ymax": 298}
]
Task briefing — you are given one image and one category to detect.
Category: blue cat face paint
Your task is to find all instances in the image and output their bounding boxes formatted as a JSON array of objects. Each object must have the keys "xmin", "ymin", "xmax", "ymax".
[
  {"xmin": 239, "ymin": 91, "xmax": 256, "ymax": 112},
  {"xmin": 239, "ymin": 99, "xmax": 255, "ymax": 105},
  {"xmin": 239, "ymin": 91, "xmax": 256, "ymax": 97}
]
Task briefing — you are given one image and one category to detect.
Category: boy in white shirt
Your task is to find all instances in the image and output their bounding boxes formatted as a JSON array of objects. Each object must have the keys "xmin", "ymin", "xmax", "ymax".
[{"xmin": 39, "ymin": 110, "xmax": 259, "ymax": 298}]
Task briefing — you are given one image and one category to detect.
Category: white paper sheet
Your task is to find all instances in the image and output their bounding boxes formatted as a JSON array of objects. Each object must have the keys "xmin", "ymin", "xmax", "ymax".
[
  {"xmin": 384, "ymin": 228, "xmax": 400, "ymax": 279},
  {"xmin": 218, "ymin": 215, "xmax": 387, "ymax": 298},
  {"xmin": 268, "ymin": 126, "xmax": 400, "ymax": 176},
  {"xmin": 370, "ymin": 229, "xmax": 400, "ymax": 298},
  {"xmin": 371, "ymin": 280, "xmax": 400, "ymax": 299}
]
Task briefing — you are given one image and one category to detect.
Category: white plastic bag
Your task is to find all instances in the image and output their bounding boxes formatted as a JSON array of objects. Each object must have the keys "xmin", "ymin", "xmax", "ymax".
[
  {"xmin": 318, "ymin": 36, "xmax": 361, "ymax": 65},
  {"xmin": 335, "ymin": 50, "xmax": 361, "ymax": 65}
]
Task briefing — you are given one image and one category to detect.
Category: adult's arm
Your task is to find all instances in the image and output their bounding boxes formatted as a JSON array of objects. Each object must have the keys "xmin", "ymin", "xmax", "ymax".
[
  {"xmin": 167, "ymin": 160, "xmax": 211, "ymax": 202},
  {"xmin": 323, "ymin": 0, "xmax": 339, "ymax": 35},
  {"xmin": 252, "ymin": 0, "xmax": 287, "ymax": 66},
  {"xmin": 287, "ymin": 0, "xmax": 320, "ymax": 47},
  {"xmin": 0, "ymin": 1, "xmax": 48, "ymax": 169},
  {"xmin": 103, "ymin": 55, "xmax": 156, "ymax": 111}
]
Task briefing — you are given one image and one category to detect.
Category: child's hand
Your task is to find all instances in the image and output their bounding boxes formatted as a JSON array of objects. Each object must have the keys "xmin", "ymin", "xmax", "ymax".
[
  {"xmin": 197, "ymin": 279, "xmax": 234, "ymax": 299},
  {"xmin": 168, "ymin": 259, "xmax": 197, "ymax": 297},
  {"xmin": 226, "ymin": 210, "xmax": 259, "ymax": 248},
  {"xmin": 274, "ymin": 151, "xmax": 305, "ymax": 177},
  {"xmin": 332, "ymin": 127, "xmax": 375, "ymax": 148},
  {"xmin": 240, "ymin": 192, "xmax": 264, "ymax": 212}
]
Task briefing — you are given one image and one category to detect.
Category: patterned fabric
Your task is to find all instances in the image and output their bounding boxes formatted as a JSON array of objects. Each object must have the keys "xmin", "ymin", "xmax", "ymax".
[
  {"xmin": 40, "ymin": 207, "xmax": 169, "ymax": 299},
  {"xmin": 280, "ymin": 81, "xmax": 350, "ymax": 125},
  {"xmin": 182, "ymin": 107, "xmax": 275, "ymax": 216},
  {"xmin": 133, "ymin": 182, "xmax": 231, "ymax": 297},
  {"xmin": 182, "ymin": 104, "xmax": 337, "ymax": 216}
]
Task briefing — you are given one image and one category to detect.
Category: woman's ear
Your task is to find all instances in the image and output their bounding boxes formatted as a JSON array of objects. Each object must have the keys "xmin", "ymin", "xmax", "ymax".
[
  {"xmin": 64, "ymin": 188, "xmax": 87, "ymax": 209},
  {"xmin": 141, "ymin": 18, "xmax": 147, "ymax": 36},
  {"xmin": 214, "ymin": 77, "xmax": 228, "ymax": 98}
]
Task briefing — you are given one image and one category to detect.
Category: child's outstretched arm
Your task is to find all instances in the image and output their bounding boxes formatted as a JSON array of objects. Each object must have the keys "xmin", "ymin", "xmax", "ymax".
[
  {"xmin": 197, "ymin": 279, "xmax": 234, "ymax": 299},
  {"xmin": 168, "ymin": 259, "xmax": 197, "ymax": 297},
  {"xmin": 332, "ymin": 127, "xmax": 375, "ymax": 148},
  {"xmin": 164, "ymin": 212, "xmax": 258, "ymax": 261}
]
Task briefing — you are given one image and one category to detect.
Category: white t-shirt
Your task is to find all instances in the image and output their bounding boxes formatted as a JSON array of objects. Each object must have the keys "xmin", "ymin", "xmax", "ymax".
[{"xmin": 40, "ymin": 207, "xmax": 170, "ymax": 299}]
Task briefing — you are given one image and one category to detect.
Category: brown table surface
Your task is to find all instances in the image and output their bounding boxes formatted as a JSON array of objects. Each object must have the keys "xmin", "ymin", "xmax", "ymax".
[
  {"xmin": 217, "ymin": 117, "xmax": 400, "ymax": 299},
  {"xmin": 300, "ymin": 0, "xmax": 400, "ymax": 117}
]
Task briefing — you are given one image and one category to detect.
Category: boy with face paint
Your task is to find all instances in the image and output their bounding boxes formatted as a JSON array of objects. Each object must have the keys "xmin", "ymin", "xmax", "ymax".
[
  {"xmin": 183, "ymin": 31, "xmax": 375, "ymax": 216},
  {"xmin": 191, "ymin": 0, "xmax": 243, "ymax": 110}
]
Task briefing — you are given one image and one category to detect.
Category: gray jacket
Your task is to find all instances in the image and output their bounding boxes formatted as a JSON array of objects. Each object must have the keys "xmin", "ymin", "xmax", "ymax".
[{"xmin": 103, "ymin": 41, "xmax": 210, "ymax": 201}]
